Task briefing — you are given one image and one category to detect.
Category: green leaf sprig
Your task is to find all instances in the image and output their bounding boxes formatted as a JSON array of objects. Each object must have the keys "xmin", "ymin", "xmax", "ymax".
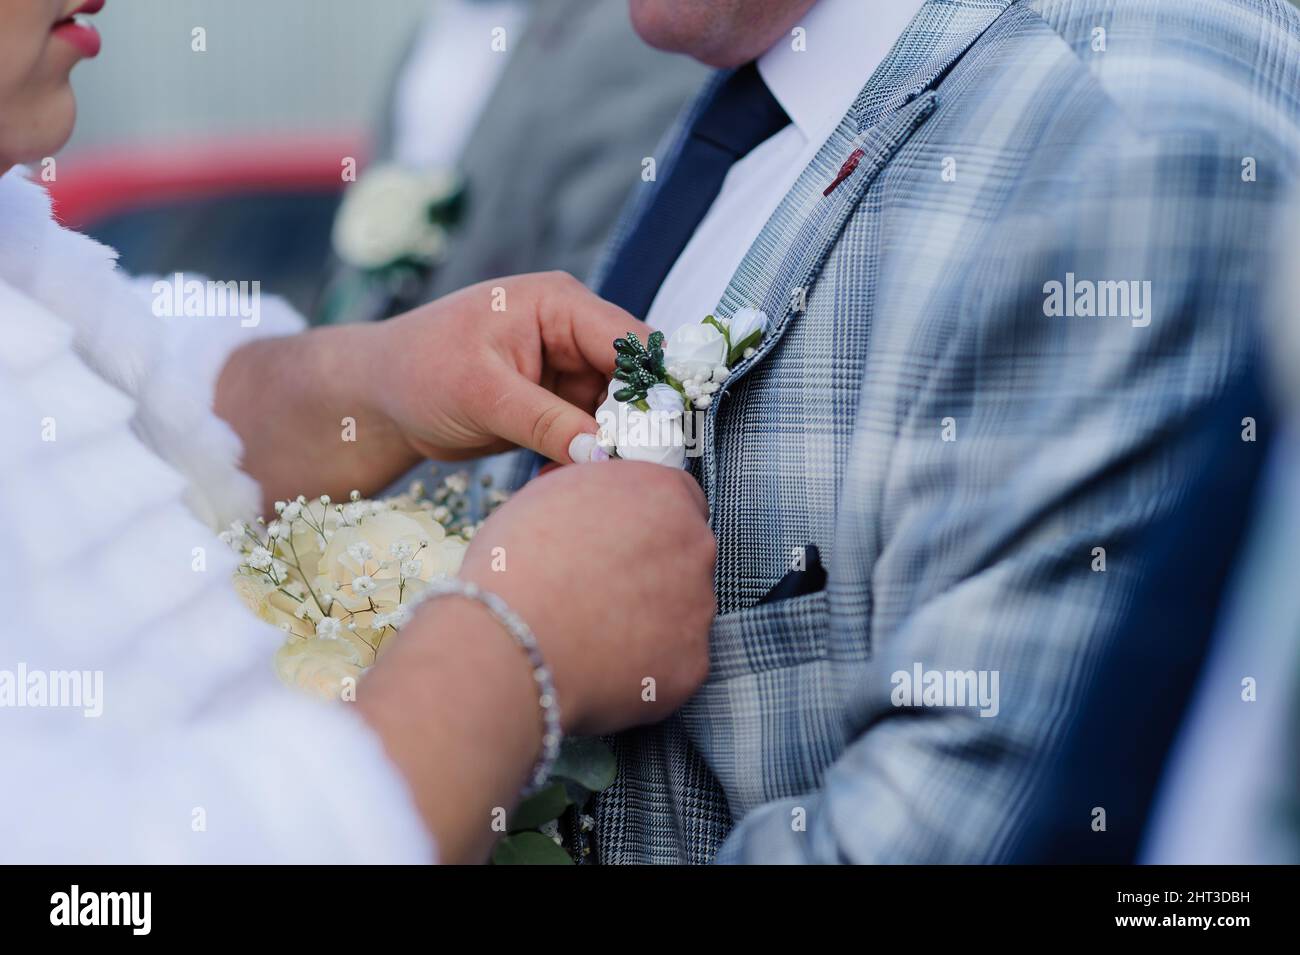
[{"xmin": 611, "ymin": 330, "xmax": 668, "ymax": 405}]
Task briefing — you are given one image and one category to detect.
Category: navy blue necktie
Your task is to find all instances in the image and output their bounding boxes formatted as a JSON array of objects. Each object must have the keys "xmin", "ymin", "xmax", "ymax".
[{"xmin": 598, "ymin": 63, "xmax": 791, "ymax": 319}]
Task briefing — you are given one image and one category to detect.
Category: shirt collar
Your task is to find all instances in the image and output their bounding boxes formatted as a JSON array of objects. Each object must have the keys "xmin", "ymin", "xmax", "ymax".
[{"xmin": 757, "ymin": 0, "xmax": 927, "ymax": 143}]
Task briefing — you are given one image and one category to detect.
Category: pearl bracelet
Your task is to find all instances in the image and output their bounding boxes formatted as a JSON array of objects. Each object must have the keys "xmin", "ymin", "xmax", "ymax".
[{"xmin": 411, "ymin": 576, "xmax": 562, "ymax": 794}]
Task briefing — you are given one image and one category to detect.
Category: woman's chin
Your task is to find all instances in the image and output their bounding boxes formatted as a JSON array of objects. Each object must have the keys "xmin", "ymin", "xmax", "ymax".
[{"xmin": 8, "ymin": 88, "xmax": 78, "ymax": 166}]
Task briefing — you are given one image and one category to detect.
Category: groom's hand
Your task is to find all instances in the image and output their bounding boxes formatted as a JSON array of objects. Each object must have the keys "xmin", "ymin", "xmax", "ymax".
[{"xmin": 376, "ymin": 271, "xmax": 645, "ymax": 465}]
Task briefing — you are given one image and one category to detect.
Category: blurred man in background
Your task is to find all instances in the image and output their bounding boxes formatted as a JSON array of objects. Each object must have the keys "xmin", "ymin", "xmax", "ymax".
[{"xmin": 315, "ymin": 0, "xmax": 707, "ymax": 325}]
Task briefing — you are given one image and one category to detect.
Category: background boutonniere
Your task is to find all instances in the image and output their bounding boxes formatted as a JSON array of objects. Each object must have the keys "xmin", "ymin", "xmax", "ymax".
[
  {"xmin": 332, "ymin": 164, "xmax": 465, "ymax": 272},
  {"xmin": 316, "ymin": 164, "xmax": 466, "ymax": 325}
]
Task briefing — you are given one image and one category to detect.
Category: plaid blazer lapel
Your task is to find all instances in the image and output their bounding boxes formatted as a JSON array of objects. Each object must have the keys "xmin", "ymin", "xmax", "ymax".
[{"xmin": 699, "ymin": 0, "xmax": 1015, "ymax": 504}]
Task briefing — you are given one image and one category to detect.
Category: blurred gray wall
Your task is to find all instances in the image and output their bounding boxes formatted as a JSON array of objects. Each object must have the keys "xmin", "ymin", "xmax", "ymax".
[
  {"xmin": 68, "ymin": 0, "xmax": 432, "ymax": 153},
  {"xmin": 63, "ymin": 0, "xmax": 1300, "ymax": 156}
]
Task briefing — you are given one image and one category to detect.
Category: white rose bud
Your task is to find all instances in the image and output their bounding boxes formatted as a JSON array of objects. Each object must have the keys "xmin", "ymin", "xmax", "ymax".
[
  {"xmin": 645, "ymin": 383, "xmax": 685, "ymax": 416},
  {"xmin": 617, "ymin": 409, "xmax": 688, "ymax": 469},
  {"xmin": 728, "ymin": 307, "xmax": 769, "ymax": 357},
  {"xmin": 664, "ymin": 323, "xmax": 727, "ymax": 381}
]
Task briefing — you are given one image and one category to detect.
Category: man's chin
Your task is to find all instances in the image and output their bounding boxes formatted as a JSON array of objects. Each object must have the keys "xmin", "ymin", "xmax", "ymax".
[
  {"xmin": 628, "ymin": 0, "xmax": 729, "ymax": 64},
  {"xmin": 627, "ymin": 0, "xmax": 813, "ymax": 69}
]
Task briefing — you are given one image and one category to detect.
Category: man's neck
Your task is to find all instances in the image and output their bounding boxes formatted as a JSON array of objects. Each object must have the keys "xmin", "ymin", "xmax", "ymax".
[{"xmin": 757, "ymin": 0, "xmax": 927, "ymax": 144}]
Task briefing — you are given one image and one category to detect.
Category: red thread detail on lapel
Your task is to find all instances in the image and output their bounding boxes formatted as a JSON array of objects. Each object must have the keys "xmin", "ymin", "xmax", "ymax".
[{"xmin": 823, "ymin": 148, "xmax": 865, "ymax": 197}]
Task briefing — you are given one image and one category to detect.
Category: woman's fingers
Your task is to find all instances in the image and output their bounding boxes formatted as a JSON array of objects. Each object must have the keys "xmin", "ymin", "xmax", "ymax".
[
  {"xmin": 480, "ymin": 377, "xmax": 602, "ymax": 464},
  {"xmin": 479, "ymin": 273, "xmax": 642, "ymax": 463},
  {"xmin": 533, "ymin": 272, "xmax": 650, "ymax": 376}
]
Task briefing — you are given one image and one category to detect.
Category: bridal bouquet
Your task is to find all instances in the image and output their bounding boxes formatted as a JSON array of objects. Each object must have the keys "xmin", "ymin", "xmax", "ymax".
[{"xmin": 221, "ymin": 476, "xmax": 612, "ymax": 864}]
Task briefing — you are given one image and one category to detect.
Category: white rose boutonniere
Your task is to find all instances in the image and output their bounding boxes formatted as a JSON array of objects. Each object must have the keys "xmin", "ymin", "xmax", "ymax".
[
  {"xmin": 584, "ymin": 309, "xmax": 770, "ymax": 465},
  {"xmin": 594, "ymin": 380, "xmax": 687, "ymax": 468},
  {"xmin": 644, "ymin": 382, "xmax": 687, "ymax": 416}
]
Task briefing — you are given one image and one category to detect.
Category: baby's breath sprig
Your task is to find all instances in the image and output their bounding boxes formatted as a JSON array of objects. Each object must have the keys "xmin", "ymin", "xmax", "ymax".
[{"xmin": 224, "ymin": 473, "xmax": 480, "ymax": 679}]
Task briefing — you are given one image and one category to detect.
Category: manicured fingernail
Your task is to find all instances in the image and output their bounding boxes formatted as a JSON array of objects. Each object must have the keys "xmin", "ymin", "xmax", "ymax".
[{"xmin": 568, "ymin": 432, "xmax": 599, "ymax": 463}]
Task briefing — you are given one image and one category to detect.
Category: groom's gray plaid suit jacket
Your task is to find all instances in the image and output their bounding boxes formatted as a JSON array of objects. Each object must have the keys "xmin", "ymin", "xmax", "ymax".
[{"xmin": 588, "ymin": 0, "xmax": 1300, "ymax": 863}]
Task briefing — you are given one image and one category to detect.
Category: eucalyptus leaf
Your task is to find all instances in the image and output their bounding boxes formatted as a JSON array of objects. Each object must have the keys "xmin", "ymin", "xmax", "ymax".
[
  {"xmin": 492, "ymin": 831, "xmax": 574, "ymax": 866},
  {"xmin": 728, "ymin": 330, "xmax": 764, "ymax": 365},
  {"xmin": 509, "ymin": 781, "xmax": 571, "ymax": 831},
  {"xmin": 560, "ymin": 778, "xmax": 593, "ymax": 806},
  {"xmin": 551, "ymin": 737, "xmax": 617, "ymax": 791}
]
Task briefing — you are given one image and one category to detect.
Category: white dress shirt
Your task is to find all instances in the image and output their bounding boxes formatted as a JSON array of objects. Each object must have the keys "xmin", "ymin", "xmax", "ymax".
[
  {"xmin": 645, "ymin": 0, "xmax": 925, "ymax": 335},
  {"xmin": 391, "ymin": 0, "xmax": 528, "ymax": 168}
]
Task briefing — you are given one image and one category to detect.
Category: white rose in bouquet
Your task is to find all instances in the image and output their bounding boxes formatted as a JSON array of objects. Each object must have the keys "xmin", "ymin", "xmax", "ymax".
[
  {"xmin": 223, "ymin": 476, "xmax": 614, "ymax": 865},
  {"xmin": 318, "ymin": 510, "xmax": 447, "ymax": 610},
  {"xmin": 223, "ymin": 480, "xmax": 482, "ymax": 700},
  {"xmin": 274, "ymin": 637, "xmax": 366, "ymax": 701}
]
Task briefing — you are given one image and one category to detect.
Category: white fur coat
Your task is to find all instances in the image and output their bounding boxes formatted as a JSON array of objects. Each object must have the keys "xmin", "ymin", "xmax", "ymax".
[{"xmin": 0, "ymin": 167, "xmax": 430, "ymax": 862}]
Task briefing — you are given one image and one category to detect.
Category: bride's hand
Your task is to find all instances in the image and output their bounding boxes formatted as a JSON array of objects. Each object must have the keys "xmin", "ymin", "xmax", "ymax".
[
  {"xmin": 376, "ymin": 271, "xmax": 645, "ymax": 465},
  {"xmin": 457, "ymin": 460, "xmax": 716, "ymax": 735},
  {"xmin": 218, "ymin": 271, "xmax": 644, "ymax": 514},
  {"xmin": 356, "ymin": 460, "xmax": 715, "ymax": 860}
]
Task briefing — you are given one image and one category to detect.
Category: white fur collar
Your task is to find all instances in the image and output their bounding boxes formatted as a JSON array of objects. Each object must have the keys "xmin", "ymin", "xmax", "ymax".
[{"xmin": 0, "ymin": 166, "xmax": 302, "ymax": 529}]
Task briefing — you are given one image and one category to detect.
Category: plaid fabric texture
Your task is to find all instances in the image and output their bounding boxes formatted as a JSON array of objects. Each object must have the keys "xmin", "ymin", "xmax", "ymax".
[{"xmin": 592, "ymin": 0, "xmax": 1300, "ymax": 863}]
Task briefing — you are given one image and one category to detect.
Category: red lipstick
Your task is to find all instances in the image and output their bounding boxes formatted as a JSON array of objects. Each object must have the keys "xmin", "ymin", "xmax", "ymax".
[{"xmin": 52, "ymin": 0, "xmax": 106, "ymax": 59}]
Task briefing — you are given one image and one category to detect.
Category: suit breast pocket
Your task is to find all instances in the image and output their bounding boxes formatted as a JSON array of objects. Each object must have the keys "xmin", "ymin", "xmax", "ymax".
[
  {"xmin": 685, "ymin": 590, "xmax": 836, "ymax": 810},
  {"xmin": 707, "ymin": 589, "xmax": 830, "ymax": 682}
]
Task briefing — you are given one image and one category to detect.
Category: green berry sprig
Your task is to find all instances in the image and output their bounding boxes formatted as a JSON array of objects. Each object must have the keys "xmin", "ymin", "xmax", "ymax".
[{"xmin": 611, "ymin": 330, "xmax": 667, "ymax": 403}]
